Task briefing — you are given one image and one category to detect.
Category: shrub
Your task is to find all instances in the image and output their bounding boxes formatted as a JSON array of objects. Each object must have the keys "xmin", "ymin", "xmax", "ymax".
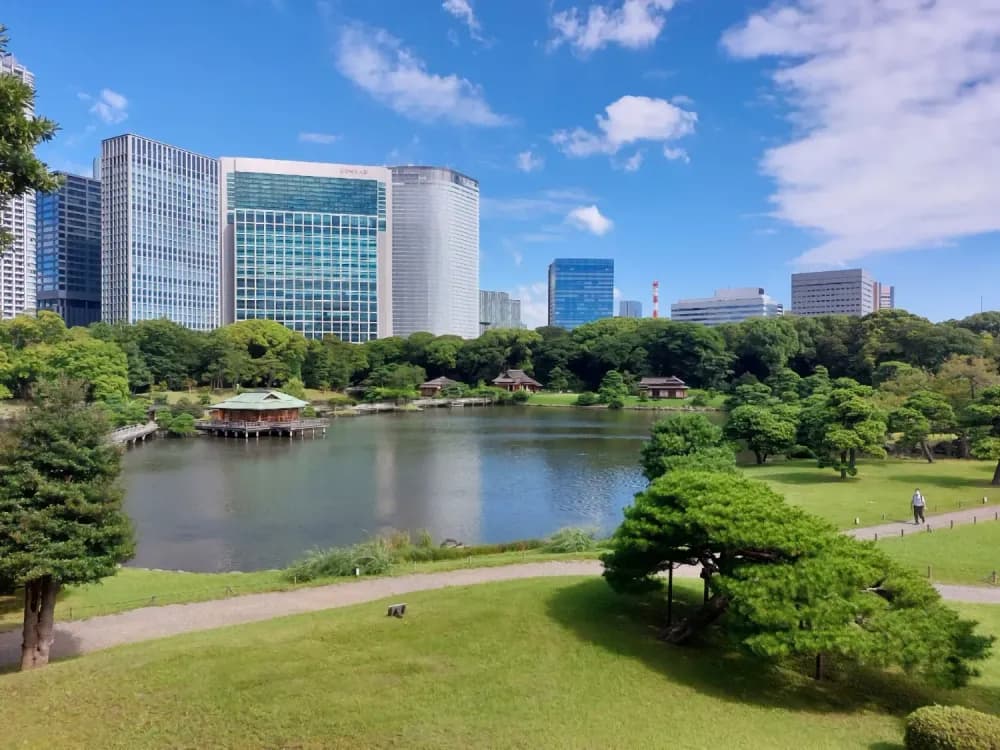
[
  {"xmin": 415, "ymin": 529, "xmax": 434, "ymax": 549},
  {"xmin": 511, "ymin": 389, "xmax": 531, "ymax": 403},
  {"xmin": 575, "ymin": 392, "xmax": 600, "ymax": 406},
  {"xmin": 170, "ymin": 397, "xmax": 204, "ymax": 419},
  {"xmin": 606, "ymin": 396, "xmax": 625, "ymax": 410},
  {"xmin": 283, "ymin": 377, "xmax": 307, "ymax": 400},
  {"xmin": 166, "ymin": 413, "xmax": 196, "ymax": 437},
  {"xmin": 690, "ymin": 391, "xmax": 710, "ymax": 407},
  {"xmin": 285, "ymin": 539, "xmax": 395, "ymax": 582},
  {"xmin": 905, "ymin": 705, "xmax": 1000, "ymax": 750},
  {"xmin": 543, "ymin": 527, "xmax": 599, "ymax": 553},
  {"xmin": 198, "ymin": 393, "xmax": 212, "ymax": 405},
  {"xmin": 302, "ymin": 405, "xmax": 317, "ymax": 418}
]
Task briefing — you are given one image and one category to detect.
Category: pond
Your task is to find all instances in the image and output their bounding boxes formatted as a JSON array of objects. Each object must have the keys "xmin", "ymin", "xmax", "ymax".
[{"xmin": 122, "ymin": 407, "xmax": 679, "ymax": 572}]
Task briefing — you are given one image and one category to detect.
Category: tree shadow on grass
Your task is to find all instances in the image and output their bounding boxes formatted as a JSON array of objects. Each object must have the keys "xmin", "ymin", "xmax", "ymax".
[
  {"xmin": 889, "ymin": 473, "xmax": 995, "ymax": 494},
  {"xmin": 545, "ymin": 578, "xmax": 1000, "ymax": 718}
]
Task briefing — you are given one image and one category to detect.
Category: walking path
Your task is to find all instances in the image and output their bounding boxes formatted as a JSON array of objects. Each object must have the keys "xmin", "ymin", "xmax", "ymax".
[
  {"xmin": 845, "ymin": 505, "xmax": 1000, "ymax": 541},
  {"xmin": 2, "ymin": 506, "xmax": 1000, "ymax": 668}
]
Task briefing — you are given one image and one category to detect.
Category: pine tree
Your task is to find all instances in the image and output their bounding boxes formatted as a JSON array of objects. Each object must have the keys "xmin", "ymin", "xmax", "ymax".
[{"xmin": 0, "ymin": 381, "xmax": 135, "ymax": 669}]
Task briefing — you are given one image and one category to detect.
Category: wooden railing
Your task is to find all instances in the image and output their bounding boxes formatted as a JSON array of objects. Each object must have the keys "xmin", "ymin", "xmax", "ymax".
[
  {"xmin": 195, "ymin": 418, "xmax": 329, "ymax": 431},
  {"xmin": 108, "ymin": 421, "xmax": 159, "ymax": 444}
]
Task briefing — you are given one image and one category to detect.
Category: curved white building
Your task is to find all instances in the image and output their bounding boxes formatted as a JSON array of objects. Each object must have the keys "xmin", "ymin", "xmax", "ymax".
[{"xmin": 390, "ymin": 166, "xmax": 479, "ymax": 339}]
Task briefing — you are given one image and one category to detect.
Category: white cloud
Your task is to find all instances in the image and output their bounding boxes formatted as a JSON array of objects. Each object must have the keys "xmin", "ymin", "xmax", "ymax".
[
  {"xmin": 620, "ymin": 152, "xmax": 643, "ymax": 171},
  {"xmin": 550, "ymin": 0, "xmax": 677, "ymax": 53},
  {"xmin": 723, "ymin": 0, "xmax": 1000, "ymax": 267},
  {"xmin": 567, "ymin": 205, "xmax": 614, "ymax": 235},
  {"xmin": 298, "ymin": 132, "xmax": 340, "ymax": 144},
  {"xmin": 514, "ymin": 282, "xmax": 549, "ymax": 329},
  {"xmin": 511, "ymin": 249, "xmax": 524, "ymax": 266},
  {"xmin": 516, "ymin": 150, "xmax": 544, "ymax": 172},
  {"xmin": 443, "ymin": 0, "xmax": 482, "ymax": 39},
  {"xmin": 482, "ymin": 188, "xmax": 597, "ymax": 219},
  {"xmin": 88, "ymin": 89, "xmax": 128, "ymax": 124},
  {"xmin": 662, "ymin": 146, "xmax": 689, "ymax": 163},
  {"xmin": 335, "ymin": 24, "xmax": 507, "ymax": 126},
  {"xmin": 552, "ymin": 95, "xmax": 696, "ymax": 164},
  {"xmin": 671, "ymin": 94, "xmax": 694, "ymax": 107}
]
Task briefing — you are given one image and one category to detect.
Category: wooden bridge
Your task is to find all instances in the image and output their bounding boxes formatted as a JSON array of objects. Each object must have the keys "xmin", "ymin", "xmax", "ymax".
[{"xmin": 109, "ymin": 421, "xmax": 159, "ymax": 446}]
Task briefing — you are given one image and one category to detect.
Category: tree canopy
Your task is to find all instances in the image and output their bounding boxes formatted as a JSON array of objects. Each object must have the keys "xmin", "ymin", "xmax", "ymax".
[
  {"xmin": 641, "ymin": 414, "xmax": 735, "ymax": 481},
  {"xmin": 602, "ymin": 470, "xmax": 992, "ymax": 687}
]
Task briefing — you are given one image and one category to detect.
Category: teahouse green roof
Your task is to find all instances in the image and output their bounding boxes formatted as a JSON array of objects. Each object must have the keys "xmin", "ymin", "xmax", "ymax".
[{"xmin": 210, "ymin": 390, "xmax": 309, "ymax": 411}]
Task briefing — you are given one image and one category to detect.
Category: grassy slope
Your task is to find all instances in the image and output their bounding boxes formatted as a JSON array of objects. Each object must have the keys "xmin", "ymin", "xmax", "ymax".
[
  {"xmin": 745, "ymin": 458, "xmax": 999, "ymax": 530},
  {"xmin": 0, "ymin": 577, "xmax": 941, "ymax": 750},
  {"xmin": 878, "ymin": 521, "xmax": 1000, "ymax": 585},
  {"xmin": 0, "ymin": 551, "xmax": 601, "ymax": 632}
]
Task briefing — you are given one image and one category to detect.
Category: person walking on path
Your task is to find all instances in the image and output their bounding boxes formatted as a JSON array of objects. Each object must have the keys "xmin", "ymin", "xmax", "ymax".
[{"xmin": 912, "ymin": 488, "xmax": 926, "ymax": 524}]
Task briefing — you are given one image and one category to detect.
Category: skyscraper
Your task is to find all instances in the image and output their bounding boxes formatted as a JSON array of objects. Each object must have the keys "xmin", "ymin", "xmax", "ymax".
[
  {"xmin": 874, "ymin": 281, "xmax": 896, "ymax": 311},
  {"xmin": 390, "ymin": 166, "xmax": 479, "ymax": 339},
  {"xmin": 1, "ymin": 52, "xmax": 36, "ymax": 319},
  {"xmin": 101, "ymin": 134, "xmax": 220, "ymax": 330},
  {"xmin": 548, "ymin": 258, "xmax": 614, "ymax": 330},
  {"xmin": 671, "ymin": 288, "xmax": 783, "ymax": 326},
  {"xmin": 479, "ymin": 290, "xmax": 522, "ymax": 333},
  {"xmin": 791, "ymin": 269, "xmax": 879, "ymax": 317},
  {"xmin": 619, "ymin": 300, "xmax": 643, "ymax": 318},
  {"xmin": 36, "ymin": 172, "xmax": 102, "ymax": 327},
  {"xmin": 220, "ymin": 158, "xmax": 392, "ymax": 342}
]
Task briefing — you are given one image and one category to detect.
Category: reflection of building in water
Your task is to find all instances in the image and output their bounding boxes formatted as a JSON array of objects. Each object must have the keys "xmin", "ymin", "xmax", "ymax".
[{"xmin": 372, "ymin": 419, "xmax": 481, "ymax": 543}]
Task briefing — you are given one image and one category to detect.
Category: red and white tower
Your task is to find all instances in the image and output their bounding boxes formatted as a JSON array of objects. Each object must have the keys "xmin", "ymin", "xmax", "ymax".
[{"xmin": 652, "ymin": 280, "xmax": 660, "ymax": 319}]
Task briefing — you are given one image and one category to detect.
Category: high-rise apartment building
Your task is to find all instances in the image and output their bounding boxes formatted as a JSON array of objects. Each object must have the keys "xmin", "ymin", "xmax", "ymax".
[
  {"xmin": 874, "ymin": 281, "xmax": 896, "ymax": 311},
  {"xmin": 671, "ymin": 288, "xmax": 783, "ymax": 326},
  {"xmin": 390, "ymin": 166, "xmax": 479, "ymax": 339},
  {"xmin": 619, "ymin": 300, "xmax": 643, "ymax": 318},
  {"xmin": 791, "ymin": 269, "xmax": 885, "ymax": 316},
  {"xmin": 1, "ymin": 53, "xmax": 36, "ymax": 319},
  {"xmin": 548, "ymin": 258, "xmax": 614, "ymax": 330},
  {"xmin": 220, "ymin": 158, "xmax": 392, "ymax": 342},
  {"xmin": 101, "ymin": 134, "xmax": 220, "ymax": 330},
  {"xmin": 479, "ymin": 290, "xmax": 522, "ymax": 333},
  {"xmin": 36, "ymin": 172, "xmax": 102, "ymax": 327}
]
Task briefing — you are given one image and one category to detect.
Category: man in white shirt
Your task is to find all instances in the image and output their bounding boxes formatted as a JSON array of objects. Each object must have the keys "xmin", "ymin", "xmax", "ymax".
[{"xmin": 911, "ymin": 488, "xmax": 926, "ymax": 524}]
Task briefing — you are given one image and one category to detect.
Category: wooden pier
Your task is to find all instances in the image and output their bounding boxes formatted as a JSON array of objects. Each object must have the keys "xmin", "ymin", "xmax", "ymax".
[{"xmin": 195, "ymin": 418, "xmax": 329, "ymax": 439}]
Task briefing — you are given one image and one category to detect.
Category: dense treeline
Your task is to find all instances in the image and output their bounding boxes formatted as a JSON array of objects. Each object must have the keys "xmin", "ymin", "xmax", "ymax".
[{"xmin": 0, "ymin": 309, "xmax": 997, "ymax": 400}]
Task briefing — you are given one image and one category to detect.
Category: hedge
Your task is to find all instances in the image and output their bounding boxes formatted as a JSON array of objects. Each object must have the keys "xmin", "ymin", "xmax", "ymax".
[{"xmin": 905, "ymin": 705, "xmax": 1000, "ymax": 750}]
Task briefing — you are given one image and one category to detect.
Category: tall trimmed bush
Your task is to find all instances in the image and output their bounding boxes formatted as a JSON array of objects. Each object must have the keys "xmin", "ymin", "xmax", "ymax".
[{"xmin": 905, "ymin": 705, "xmax": 1000, "ymax": 749}]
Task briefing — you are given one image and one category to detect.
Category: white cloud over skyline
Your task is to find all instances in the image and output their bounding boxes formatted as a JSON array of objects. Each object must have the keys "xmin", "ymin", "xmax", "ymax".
[
  {"xmin": 567, "ymin": 204, "xmax": 614, "ymax": 235},
  {"xmin": 442, "ymin": 0, "xmax": 482, "ymax": 40},
  {"xmin": 724, "ymin": 0, "xmax": 1000, "ymax": 267},
  {"xmin": 550, "ymin": 0, "xmax": 677, "ymax": 53},
  {"xmin": 85, "ymin": 89, "xmax": 128, "ymax": 124},
  {"xmin": 298, "ymin": 132, "xmax": 340, "ymax": 144},
  {"xmin": 516, "ymin": 150, "xmax": 544, "ymax": 172}
]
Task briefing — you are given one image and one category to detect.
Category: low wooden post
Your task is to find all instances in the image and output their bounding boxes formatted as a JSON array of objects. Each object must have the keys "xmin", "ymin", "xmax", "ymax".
[
  {"xmin": 874, "ymin": 532, "xmax": 878, "ymax": 542},
  {"xmin": 974, "ymin": 515, "xmax": 978, "ymax": 524},
  {"xmin": 927, "ymin": 565, "xmax": 932, "ymax": 579},
  {"xmin": 900, "ymin": 528, "xmax": 904, "ymax": 537},
  {"xmin": 703, "ymin": 574, "xmax": 709, "ymax": 604},
  {"xmin": 951, "ymin": 519, "xmax": 954, "ymax": 529},
  {"xmin": 993, "ymin": 571, "xmax": 998, "ymax": 585},
  {"xmin": 667, "ymin": 565, "xmax": 674, "ymax": 627},
  {"xmin": 926, "ymin": 524, "xmax": 931, "ymax": 532}
]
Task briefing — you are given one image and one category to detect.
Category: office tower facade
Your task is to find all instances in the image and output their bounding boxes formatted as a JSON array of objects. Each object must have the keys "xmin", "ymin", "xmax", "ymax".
[
  {"xmin": 1, "ymin": 53, "xmax": 36, "ymax": 319},
  {"xmin": 671, "ymin": 287, "xmax": 783, "ymax": 326},
  {"xmin": 36, "ymin": 172, "xmax": 102, "ymax": 327},
  {"xmin": 101, "ymin": 134, "xmax": 219, "ymax": 330},
  {"xmin": 479, "ymin": 290, "xmax": 522, "ymax": 333},
  {"xmin": 791, "ymin": 269, "xmax": 879, "ymax": 316},
  {"xmin": 619, "ymin": 300, "xmax": 642, "ymax": 318},
  {"xmin": 874, "ymin": 281, "xmax": 896, "ymax": 311},
  {"xmin": 547, "ymin": 258, "xmax": 614, "ymax": 330},
  {"xmin": 390, "ymin": 166, "xmax": 479, "ymax": 339},
  {"xmin": 220, "ymin": 158, "xmax": 392, "ymax": 341}
]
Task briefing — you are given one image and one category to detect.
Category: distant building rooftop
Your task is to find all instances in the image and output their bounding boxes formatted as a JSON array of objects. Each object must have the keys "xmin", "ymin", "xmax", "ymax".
[{"xmin": 210, "ymin": 390, "xmax": 309, "ymax": 411}]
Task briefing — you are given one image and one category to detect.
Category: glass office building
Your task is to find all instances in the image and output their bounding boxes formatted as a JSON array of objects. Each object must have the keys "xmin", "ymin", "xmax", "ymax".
[
  {"xmin": 391, "ymin": 166, "xmax": 479, "ymax": 339},
  {"xmin": 548, "ymin": 258, "xmax": 614, "ymax": 329},
  {"xmin": 220, "ymin": 158, "xmax": 392, "ymax": 341},
  {"xmin": 619, "ymin": 300, "xmax": 643, "ymax": 318},
  {"xmin": 101, "ymin": 134, "xmax": 220, "ymax": 330},
  {"xmin": 1, "ymin": 53, "xmax": 36, "ymax": 319},
  {"xmin": 479, "ymin": 290, "xmax": 522, "ymax": 333},
  {"xmin": 36, "ymin": 172, "xmax": 102, "ymax": 327}
]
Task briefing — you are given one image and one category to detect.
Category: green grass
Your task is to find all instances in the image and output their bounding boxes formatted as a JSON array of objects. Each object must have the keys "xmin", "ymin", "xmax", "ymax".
[
  {"xmin": 528, "ymin": 390, "xmax": 725, "ymax": 409},
  {"xmin": 747, "ymin": 458, "xmax": 999, "ymax": 530},
  {"xmin": 159, "ymin": 388, "xmax": 345, "ymax": 406},
  {"xmin": 878, "ymin": 520, "xmax": 1000, "ymax": 586},
  {"xmin": 6, "ymin": 576, "xmax": 985, "ymax": 749},
  {"xmin": 0, "ymin": 550, "xmax": 601, "ymax": 633}
]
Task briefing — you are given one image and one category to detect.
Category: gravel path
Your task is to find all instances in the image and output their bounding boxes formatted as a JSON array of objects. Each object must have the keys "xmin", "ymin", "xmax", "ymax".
[
  {"xmin": 845, "ymin": 505, "xmax": 1000, "ymax": 541},
  {"xmin": 2, "ymin": 505, "xmax": 999, "ymax": 667}
]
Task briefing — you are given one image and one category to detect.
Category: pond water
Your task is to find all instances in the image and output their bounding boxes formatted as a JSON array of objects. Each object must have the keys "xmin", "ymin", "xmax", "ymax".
[{"xmin": 122, "ymin": 407, "xmax": 674, "ymax": 572}]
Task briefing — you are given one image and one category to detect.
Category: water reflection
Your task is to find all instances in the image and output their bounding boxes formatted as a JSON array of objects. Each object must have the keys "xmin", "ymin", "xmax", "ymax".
[{"xmin": 122, "ymin": 407, "xmax": 662, "ymax": 572}]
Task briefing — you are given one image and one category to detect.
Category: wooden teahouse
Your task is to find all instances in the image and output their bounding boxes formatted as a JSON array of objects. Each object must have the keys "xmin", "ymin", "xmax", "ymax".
[
  {"xmin": 419, "ymin": 376, "xmax": 460, "ymax": 397},
  {"xmin": 197, "ymin": 390, "xmax": 327, "ymax": 439},
  {"xmin": 638, "ymin": 376, "xmax": 689, "ymax": 400},
  {"xmin": 492, "ymin": 369, "xmax": 543, "ymax": 393}
]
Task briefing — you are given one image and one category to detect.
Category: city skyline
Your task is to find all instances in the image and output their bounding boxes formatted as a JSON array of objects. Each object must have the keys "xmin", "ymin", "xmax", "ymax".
[{"xmin": 4, "ymin": 1, "xmax": 999, "ymax": 329}]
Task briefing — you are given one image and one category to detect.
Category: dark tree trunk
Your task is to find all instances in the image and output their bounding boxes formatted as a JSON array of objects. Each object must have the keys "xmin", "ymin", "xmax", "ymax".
[
  {"xmin": 755, "ymin": 451, "xmax": 764, "ymax": 465},
  {"xmin": 921, "ymin": 441, "xmax": 935, "ymax": 463},
  {"xmin": 21, "ymin": 576, "xmax": 60, "ymax": 670},
  {"xmin": 814, "ymin": 652, "xmax": 824, "ymax": 680},
  {"xmin": 663, "ymin": 594, "xmax": 729, "ymax": 644},
  {"xmin": 839, "ymin": 451, "xmax": 848, "ymax": 480},
  {"xmin": 960, "ymin": 433, "xmax": 971, "ymax": 459},
  {"xmin": 849, "ymin": 448, "xmax": 857, "ymax": 471},
  {"xmin": 993, "ymin": 460, "xmax": 1000, "ymax": 487}
]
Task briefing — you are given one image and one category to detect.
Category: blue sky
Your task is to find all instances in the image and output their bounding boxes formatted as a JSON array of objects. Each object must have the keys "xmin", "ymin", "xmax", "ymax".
[{"xmin": 6, "ymin": 0, "xmax": 999, "ymax": 327}]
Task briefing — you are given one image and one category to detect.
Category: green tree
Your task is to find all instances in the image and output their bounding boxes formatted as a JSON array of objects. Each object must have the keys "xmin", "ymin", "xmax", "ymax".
[
  {"xmin": 570, "ymin": 318, "xmax": 646, "ymax": 389},
  {"xmin": 641, "ymin": 414, "xmax": 733, "ymax": 481},
  {"xmin": 424, "ymin": 335, "xmax": 463, "ymax": 377},
  {"xmin": 221, "ymin": 320, "xmax": 308, "ymax": 386},
  {"xmin": 933, "ymin": 355, "xmax": 1000, "ymax": 411},
  {"xmin": 602, "ymin": 470, "xmax": 991, "ymax": 686},
  {"xmin": 895, "ymin": 390, "xmax": 956, "ymax": 462},
  {"xmin": 282, "ymin": 376, "xmax": 307, "ymax": 400},
  {"xmin": 637, "ymin": 319, "xmax": 732, "ymax": 389},
  {"xmin": 598, "ymin": 369, "xmax": 629, "ymax": 408},
  {"xmin": 0, "ymin": 25, "xmax": 60, "ymax": 255},
  {"xmin": 546, "ymin": 364, "xmax": 572, "ymax": 392},
  {"xmin": 965, "ymin": 386, "xmax": 1000, "ymax": 485},
  {"xmin": 799, "ymin": 378, "xmax": 887, "ymax": 479},
  {"xmin": 132, "ymin": 319, "xmax": 204, "ymax": 390},
  {"xmin": 725, "ymin": 404, "xmax": 797, "ymax": 464},
  {"xmin": 722, "ymin": 318, "xmax": 800, "ymax": 381},
  {"xmin": 165, "ymin": 412, "xmax": 196, "ymax": 437},
  {"xmin": 0, "ymin": 381, "xmax": 135, "ymax": 670}
]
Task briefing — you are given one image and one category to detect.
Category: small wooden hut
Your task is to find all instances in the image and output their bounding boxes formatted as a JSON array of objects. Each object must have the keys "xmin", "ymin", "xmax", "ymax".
[
  {"xmin": 492, "ymin": 369, "xmax": 542, "ymax": 393},
  {"xmin": 638, "ymin": 376, "xmax": 689, "ymax": 400}
]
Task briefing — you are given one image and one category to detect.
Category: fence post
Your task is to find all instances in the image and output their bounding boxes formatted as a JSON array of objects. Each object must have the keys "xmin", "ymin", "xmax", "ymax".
[
  {"xmin": 927, "ymin": 566, "xmax": 932, "ymax": 579},
  {"xmin": 993, "ymin": 571, "xmax": 998, "ymax": 585},
  {"xmin": 874, "ymin": 532, "xmax": 878, "ymax": 542},
  {"xmin": 926, "ymin": 524, "xmax": 931, "ymax": 532},
  {"xmin": 950, "ymin": 519, "xmax": 954, "ymax": 529},
  {"xmin": 974, "ymin": 515, "xmax": 978, "ymax": 524},
  {"xmin": 900, "ymin": 528, "xmax": 904, "ymax": 537}
]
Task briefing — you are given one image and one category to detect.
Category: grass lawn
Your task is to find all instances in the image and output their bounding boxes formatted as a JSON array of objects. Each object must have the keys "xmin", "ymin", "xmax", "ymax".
[
  {"xmin": 746, "ymin": 458, "xmax": 1000, "ymax": 530},
  {"xmin": 159, "ymin": 388, "xmax": 345, "ymax": 406},
  {"xmin": 0, "ymin": 550, "xmax": 602, "ymax": 633},
  {"xmin": 878, "ymin": 520, "xmax": 1000, "ymax": 586},
  {"xmin": 528, "ymin": 390, "xmax": 725, "ymax": 409},
  {"xmin": 9, "ymin": 576, "xmax": 994, "ymax": 749}
]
